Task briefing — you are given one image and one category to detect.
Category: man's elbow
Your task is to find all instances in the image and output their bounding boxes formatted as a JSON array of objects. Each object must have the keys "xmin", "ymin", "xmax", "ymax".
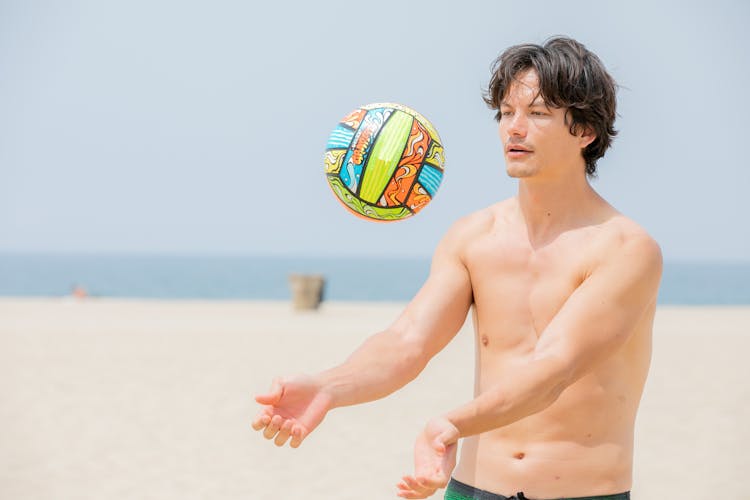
[
  {"xmin": 483, "ymin": 364, "xmax": 569, "ymax": 428},
  {"xmin": 375, "ymin": 325, "xmax": 431, "ymax": 386},
  {"xmin": 397, "ymin": 336, "xmax": 431, "ymax": 382},
  {"xmin": 384, "ymin": 317, "xmax": 438, "ymax": 379},
  {"xmin": 528, "ymin": 355, "xmax": 577, "ymax": 410}
]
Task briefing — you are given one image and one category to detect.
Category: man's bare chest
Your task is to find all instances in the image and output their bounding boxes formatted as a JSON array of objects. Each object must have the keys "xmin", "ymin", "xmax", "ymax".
[{"xmin": 464, "ymin": 230, "xmax": 593, "ymax": 339}]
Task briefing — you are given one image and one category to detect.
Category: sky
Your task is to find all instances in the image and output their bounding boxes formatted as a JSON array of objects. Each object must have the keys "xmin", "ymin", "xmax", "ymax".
[{"xmin": 1, "ymin": 0, "xmax": 749, "ymax": 261}]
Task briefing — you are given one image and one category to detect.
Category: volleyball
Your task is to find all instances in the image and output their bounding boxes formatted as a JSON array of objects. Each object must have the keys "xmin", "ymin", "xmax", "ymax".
[{"xmin": 324, "ymin": 103, "xmax": 445, "ymax": 222}]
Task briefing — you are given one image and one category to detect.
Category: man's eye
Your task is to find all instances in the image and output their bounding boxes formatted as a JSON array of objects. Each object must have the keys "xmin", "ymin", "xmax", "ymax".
[
  {"xmin": 500, "ymin": 110, "xmax": 512, "ymax": 116},
  {"xmin": 531, "ymin": 110, "xmax": 546, "ymax": 116}
]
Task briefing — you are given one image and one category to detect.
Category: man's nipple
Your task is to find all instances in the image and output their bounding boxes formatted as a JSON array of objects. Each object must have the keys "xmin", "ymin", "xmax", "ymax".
[
  {"xmin": 481, "ymin": 335, "xmax": 489, "ymax": 347},
  {"xmin": 513, "ymin": 452, "xmax": 525, "ymax": 460}
]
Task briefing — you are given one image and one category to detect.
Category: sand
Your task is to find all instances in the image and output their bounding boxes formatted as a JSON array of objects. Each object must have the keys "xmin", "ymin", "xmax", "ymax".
[{"xmin": 0, "ymin": 298, "xmax": 747, "ymax": 499}]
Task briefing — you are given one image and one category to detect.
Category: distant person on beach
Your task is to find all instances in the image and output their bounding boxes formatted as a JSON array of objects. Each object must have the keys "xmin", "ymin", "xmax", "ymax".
[
  {"xmin": 253, "ymin": 36, "xmax": 662, "ymax": 500},
  {"xmin": 71, "ymin": 285, "xmax": 88, "ymax": 299}
]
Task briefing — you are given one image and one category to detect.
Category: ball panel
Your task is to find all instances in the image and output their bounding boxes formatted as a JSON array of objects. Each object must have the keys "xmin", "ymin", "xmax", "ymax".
[
  {"xmin": 327, "ymin": 176, "xmax": 412, "ymax": 221},
  {"xmin": 418, "ymin": 118, "xmax": 441, "ymax": 147},
  {"xmin": 326, "ymin": 124, "xmax": 356, "ymax": 150},
  {"xmin": 358, "ymin": 110, "xmax": 413, "ymax": 204},
  {"xmin": 380, "ymin": 163, "xmax": 419, "ymax": 207},
  {"xmin": 340, "ymin": 107, "xmax": 392, "ymax": 194},
  {"xmin": 399, "ymin": 116, "xmax": 430, "ymax": 169},
  {"xmin": 417, "ymin": 164, "xmax": 443, "ymax": 197},
  {"xmin": 424, "ymin": 141, "xmax": 445, "ymax": 169},
  {"xmin": 376, "ymin": 116, "xmax": 430, "ymax": 207},
  {"xmin": 364, "ymin": 102, "xmax": 442, "ymax": 145},
  {"xmin": 405, "ymin": 181, "xmax": 431, "ymax": 214},
  {"xmin": 340, "ymin": 108, "xmax": 367, "ymax": 130},
  {"xmin": 324, "ymin": 149, "xmax": 347, "ymax": 174}
]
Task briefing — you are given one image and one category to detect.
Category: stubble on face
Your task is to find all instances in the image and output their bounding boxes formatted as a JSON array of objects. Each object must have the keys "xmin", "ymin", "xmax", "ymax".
[
  {"xmin": 500, "ymin": 70, "xmax": 588, "ymax": 181},
  {"xmin": 500, "ymin": 72, "xmax": 544, "ymax": 179}
]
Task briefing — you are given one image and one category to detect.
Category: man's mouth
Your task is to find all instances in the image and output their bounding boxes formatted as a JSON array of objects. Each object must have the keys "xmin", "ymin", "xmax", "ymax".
[{"xmin": 505, "ymin": 144, "xmax": 533, "ymax": 157}]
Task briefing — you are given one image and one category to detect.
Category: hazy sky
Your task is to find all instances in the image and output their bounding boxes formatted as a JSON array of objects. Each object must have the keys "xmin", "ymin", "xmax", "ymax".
[{"xmin": 2, "ymin": 0, "xmax": 749, "ymax": 260}]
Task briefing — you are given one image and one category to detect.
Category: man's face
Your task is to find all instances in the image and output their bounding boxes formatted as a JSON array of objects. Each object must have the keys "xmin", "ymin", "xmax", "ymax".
[{"xmin": 498, "ymin": 70, "xmax": 592, "ymax": 179}]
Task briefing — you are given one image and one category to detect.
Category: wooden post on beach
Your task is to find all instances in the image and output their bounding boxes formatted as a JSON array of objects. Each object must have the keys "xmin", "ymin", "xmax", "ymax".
[{"xmin": 288, "ymin": 274, "xmax": 325, "ymax": 310}]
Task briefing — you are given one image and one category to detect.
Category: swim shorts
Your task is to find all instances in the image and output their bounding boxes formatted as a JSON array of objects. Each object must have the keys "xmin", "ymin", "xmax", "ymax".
[{"xmin": 445, "ymin": 478, "xmax": 631, "ymax": 500}]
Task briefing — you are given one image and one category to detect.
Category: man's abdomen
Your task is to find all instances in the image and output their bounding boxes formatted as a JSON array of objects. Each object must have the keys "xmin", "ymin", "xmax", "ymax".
[
  {"xmin": 453, "ymin": 369, "xmax": 641, "ymax": 498},
  {"xmin": 454, "ymin": 430, "xmax": 633, "ymax": 498}
]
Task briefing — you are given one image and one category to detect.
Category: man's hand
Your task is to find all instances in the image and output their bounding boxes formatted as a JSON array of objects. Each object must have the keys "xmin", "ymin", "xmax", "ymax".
[
  {"xmin": 397, "ymin": 417, "xmax": 460, "ymax": 499},
  {"xmin": 251, "ymin": 375, "xmax": 332, "ymax": 448}
]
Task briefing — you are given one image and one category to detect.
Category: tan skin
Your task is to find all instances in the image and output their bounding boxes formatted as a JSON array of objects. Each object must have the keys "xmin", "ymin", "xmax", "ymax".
[{"xmin": 253, "ymin": 70, "xmax": 662, "ymax": 499}]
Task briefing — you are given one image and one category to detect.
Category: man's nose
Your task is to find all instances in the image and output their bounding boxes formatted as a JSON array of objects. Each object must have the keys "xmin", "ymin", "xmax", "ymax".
[{"xmin": 504, "ymin": 113, "xmax": 527, "ymax": 137}]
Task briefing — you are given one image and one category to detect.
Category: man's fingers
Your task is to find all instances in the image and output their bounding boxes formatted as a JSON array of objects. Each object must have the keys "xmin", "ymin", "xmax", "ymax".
[
  {"xmin": 396, "ymin": 488, "xmax": 434, "ymax": 498},
  {"xmin": 274, "ymin": 420, "xmax": 294, "ymax": 447},
  {"xmin": 289, "ymin": 425, "xmax": 305, "ymax": 448},
  {"xmin": 253, "ymin": 412, "xmax": 303, "ymax": 448},
  {"xmin": 255, "ymin": 378, "xmax": 284, "ymax": 406},
  {"xmin": 252, "ymin": 378, "xmax": 312, "ymax": 449},
  {"xmin": 263, "ymin": 415, "xmax": 284, "ymax": 440},
  {"xmin": 396, "ymin": 479, "xmax": 424, "ymax": 499},
  {"xmin": 396, "ymin": 483, "xmax": 420, "ymax": 500},
  {"xmin": 397, "ymin": 490, "xmax": 424, "ymax": 499},
  {"xmin": 251, "ymin": 412, "xmax": 271, "ymax": 431},
  {"xmin": 399, "ymin": 476, "xmax": 433, "ymax": 498}
]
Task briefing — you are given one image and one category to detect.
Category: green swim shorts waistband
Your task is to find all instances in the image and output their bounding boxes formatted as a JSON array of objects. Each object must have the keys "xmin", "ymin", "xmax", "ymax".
[{"xmin": 445, "ymin": 478, "xmax": 631, "ymax": 500}]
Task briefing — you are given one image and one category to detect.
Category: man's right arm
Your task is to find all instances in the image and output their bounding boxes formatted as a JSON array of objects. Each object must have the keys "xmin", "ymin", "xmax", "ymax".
[{"xmin": 252, "ymin": 216, "xmax": 477, "ymax": 447}]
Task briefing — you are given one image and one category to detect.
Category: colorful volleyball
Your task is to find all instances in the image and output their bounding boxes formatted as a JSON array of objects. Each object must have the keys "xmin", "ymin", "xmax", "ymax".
[{"xmin": 324, "ymin": 103, "xmax": 445, "ymax": 222}]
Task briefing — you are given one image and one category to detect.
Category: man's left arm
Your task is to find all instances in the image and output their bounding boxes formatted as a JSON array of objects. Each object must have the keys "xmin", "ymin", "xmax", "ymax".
[{"xmin": 397, "ymin": 233, "xmax": 662, "ymax": 499}]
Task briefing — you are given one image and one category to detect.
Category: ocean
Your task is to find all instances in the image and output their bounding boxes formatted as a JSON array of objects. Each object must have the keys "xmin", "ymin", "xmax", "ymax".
[{"xmin": 0, "ymin": 254, "xmax": 748, "ymax": 305}]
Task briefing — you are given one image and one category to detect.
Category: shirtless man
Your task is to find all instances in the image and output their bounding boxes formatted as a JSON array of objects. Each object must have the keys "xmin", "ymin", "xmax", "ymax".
[{"xmin": 252, "ymin": 37, "xmax": 662, "ymax": 500}]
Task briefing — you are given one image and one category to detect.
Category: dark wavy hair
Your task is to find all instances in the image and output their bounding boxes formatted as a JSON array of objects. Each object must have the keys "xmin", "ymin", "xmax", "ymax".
[{"xmin": 483, "ymin": 36, "xmax": 618, "ymax": 177}]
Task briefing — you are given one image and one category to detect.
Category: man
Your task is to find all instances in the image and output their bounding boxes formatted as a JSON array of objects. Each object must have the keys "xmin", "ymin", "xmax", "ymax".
[{"xmin": 252, "ymin": 36, "xmax": 662, "ymax": 500}]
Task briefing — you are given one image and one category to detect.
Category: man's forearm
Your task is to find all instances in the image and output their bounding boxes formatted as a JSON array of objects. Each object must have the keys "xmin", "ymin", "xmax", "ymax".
[
  {"xmin": 318, "ymin": 328, "xmax": 428, "ymax": 409},
  {"xmin": 443, "ymin": 357, "xmax": 569, "ymax": 438}
]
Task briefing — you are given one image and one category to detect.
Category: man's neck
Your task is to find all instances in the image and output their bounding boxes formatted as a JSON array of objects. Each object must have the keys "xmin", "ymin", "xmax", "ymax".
[{"xmin": 515, "ymin": 171, "xmax": 603, "ymax": 248}]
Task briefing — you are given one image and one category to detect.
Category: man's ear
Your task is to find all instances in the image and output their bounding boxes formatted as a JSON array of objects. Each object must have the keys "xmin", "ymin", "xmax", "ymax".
[{"xmin": 579, "ymin": 126, "xmax": 596, "ymax": 149}]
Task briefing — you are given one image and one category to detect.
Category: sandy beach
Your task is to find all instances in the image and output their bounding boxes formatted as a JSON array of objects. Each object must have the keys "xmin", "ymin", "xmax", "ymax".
[{"xmin": 0, "ymin": 298, "xmax": 747, "ymax": 500}]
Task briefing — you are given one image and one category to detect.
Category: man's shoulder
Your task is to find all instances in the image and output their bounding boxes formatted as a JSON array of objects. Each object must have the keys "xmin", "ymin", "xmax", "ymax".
[
  {"xmin": 602, "ymin": 214, "xmax": 660, "ymax": 251},
  {"xmin": 436, "ymin": 199, "xmax": 516, "ymax": 258},
  {"xmin": 594, "ymin": 214, "xmax": 663, "ymax": 271},
  {"xmin": 450, "ymin": 198, "xmax": 516, "ymax": 234},
  {"xmin": 580, "ymin": 214, "xmax": 664, "ymax": 310}
]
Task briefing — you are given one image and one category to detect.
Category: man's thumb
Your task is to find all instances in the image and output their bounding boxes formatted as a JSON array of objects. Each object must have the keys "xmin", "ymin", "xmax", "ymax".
[
  {"xmin": 432, "ymin": 438, "xmax": 447, "ymax": 455},
  {"xmin": 433, "ymin": 423, "xmax": 460, "ymax": 452},
  {"xmin": 255, "ymin": 378, "xmax": 284, "ymax": 405}
]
